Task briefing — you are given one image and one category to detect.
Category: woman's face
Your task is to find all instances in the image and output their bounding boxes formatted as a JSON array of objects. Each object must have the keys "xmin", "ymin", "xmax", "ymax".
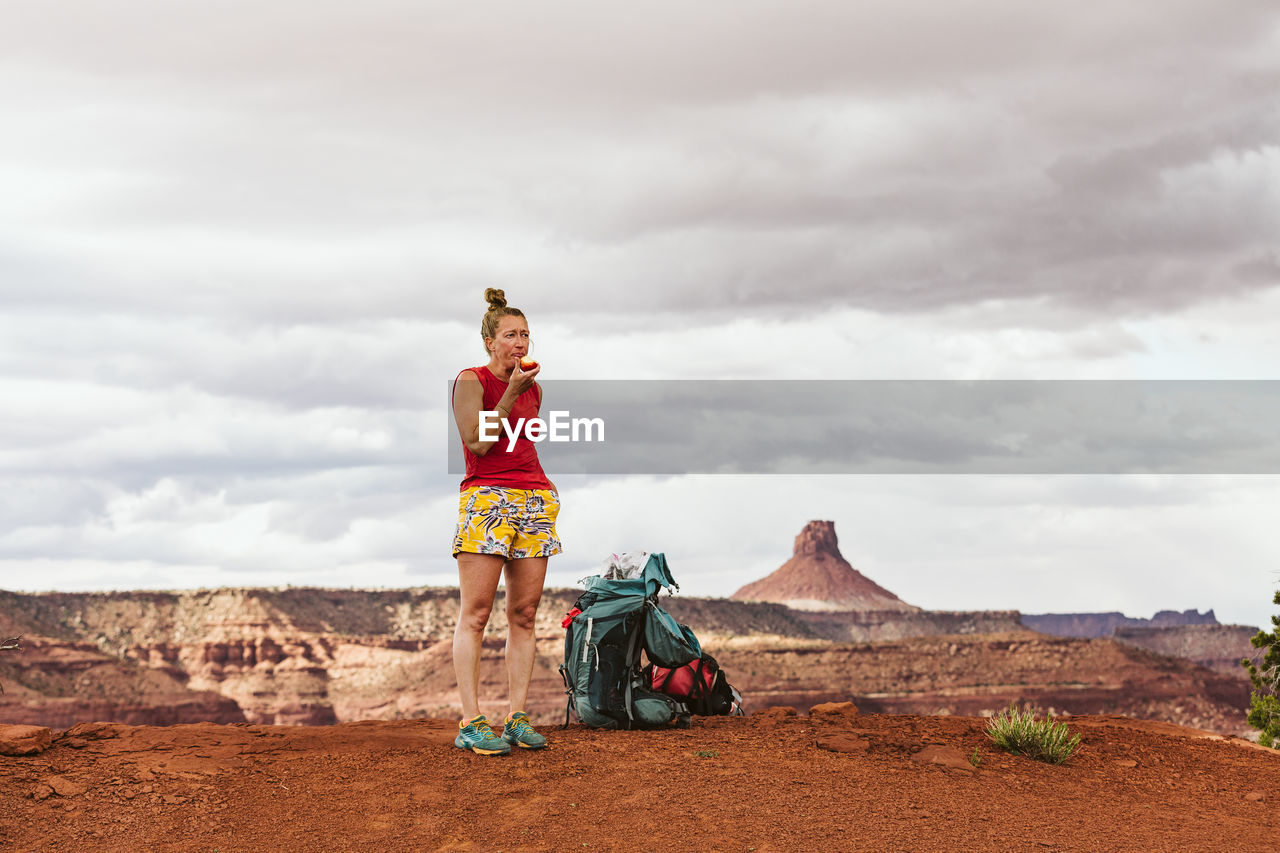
[{"xmin": 487, "ymin": 315, "xmax": 530, "ymax": 366}]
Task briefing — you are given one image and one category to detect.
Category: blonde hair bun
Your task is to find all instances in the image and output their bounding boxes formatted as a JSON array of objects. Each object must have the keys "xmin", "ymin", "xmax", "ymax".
[{"xmin": 477, "ymin": 289, "xmax": 525, "ymax": 354}]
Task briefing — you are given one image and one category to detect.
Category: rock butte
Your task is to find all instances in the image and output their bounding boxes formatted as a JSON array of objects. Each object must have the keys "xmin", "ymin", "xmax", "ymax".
[{"xmin": 731, "ymin": 519, "xmax": 918, "ymax": 611}]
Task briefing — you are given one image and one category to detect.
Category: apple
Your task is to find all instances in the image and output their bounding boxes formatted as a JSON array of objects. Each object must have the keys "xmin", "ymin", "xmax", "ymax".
[{"xmin": 519, "ymin": 356, "xmax": 539, "ymax": 371}]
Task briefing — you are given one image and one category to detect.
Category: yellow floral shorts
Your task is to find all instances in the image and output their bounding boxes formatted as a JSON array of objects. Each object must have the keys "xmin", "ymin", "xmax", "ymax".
[{"xmin": 452, "ymin": 486, "xmax": 562, "ymax": 559}]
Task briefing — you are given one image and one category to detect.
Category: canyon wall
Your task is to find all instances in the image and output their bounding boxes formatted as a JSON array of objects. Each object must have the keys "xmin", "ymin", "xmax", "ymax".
[
  {"xmin": 1020, "ymin": 609, "xmax": 1221, "ymax": 638},
  {"xmin": 1, "ymin": 587, "xmax": 577, "ymax": 726},
  {"xmin": 1112, "ymin": 624, "xmax": 1261, "ymax": 676},
  {"xmin": 0, "ymin": 587, "xmax": 1253, "ymax": 736}
]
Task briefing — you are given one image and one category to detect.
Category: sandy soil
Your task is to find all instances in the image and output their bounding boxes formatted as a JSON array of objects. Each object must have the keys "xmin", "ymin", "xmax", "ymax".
[{"xmin": 2, "ymin": 709, "xmax": 1277, "ymax": 852}]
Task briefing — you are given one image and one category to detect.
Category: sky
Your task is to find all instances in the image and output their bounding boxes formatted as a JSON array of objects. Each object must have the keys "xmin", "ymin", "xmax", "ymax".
[{"xmin": 2, "ymin": 1, "xmax": 1278, "ymax": 627}]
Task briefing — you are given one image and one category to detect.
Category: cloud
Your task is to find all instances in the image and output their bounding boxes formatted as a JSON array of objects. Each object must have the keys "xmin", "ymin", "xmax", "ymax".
[
  {"xmin": 1, "ymin": 1, "xmax": 1276, "ymax": 322},
  {"xmin": 2, "ymin": 2, "xmax": 1279, "ymax": 629},
  {"xmin": 0, "ymin": 312, "xmax": 471, "ymax": 410}
]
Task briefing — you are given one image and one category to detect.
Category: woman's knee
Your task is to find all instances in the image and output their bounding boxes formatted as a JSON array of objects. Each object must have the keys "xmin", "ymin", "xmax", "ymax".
[
  {"xmin": 456, "ymin": 602, "xmax": 494, "ymax": 635},
  {"xmin": 506, "ymin": 600, "xmax": 540, "ymax": 632}
]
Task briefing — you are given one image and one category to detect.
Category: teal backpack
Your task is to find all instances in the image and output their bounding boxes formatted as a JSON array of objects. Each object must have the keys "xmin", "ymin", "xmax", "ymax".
[{"xmin": 558, "ymin": 553, "xmax": 702, "ymax": 729}]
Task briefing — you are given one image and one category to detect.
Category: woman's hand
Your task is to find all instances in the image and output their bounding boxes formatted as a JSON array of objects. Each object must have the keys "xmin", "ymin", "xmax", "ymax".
[{"xmin": 506, "ymin": 357, "xmax": 540, "ymax": 396}]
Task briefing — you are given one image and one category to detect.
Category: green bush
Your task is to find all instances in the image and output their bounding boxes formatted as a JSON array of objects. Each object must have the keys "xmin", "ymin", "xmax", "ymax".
[
  {"xmin": 985, "ymin": 704, "xmax": 1081, "ymax": 764},
  {"xmin": 1242, "ymin": 589, "xmax": 1280, "ymax": 749}
]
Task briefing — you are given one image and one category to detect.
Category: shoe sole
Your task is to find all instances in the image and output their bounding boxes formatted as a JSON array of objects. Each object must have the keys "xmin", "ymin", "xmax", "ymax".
[{"xmin": 455, "ymin": 739, "xmax": 510, "ymax": 756}]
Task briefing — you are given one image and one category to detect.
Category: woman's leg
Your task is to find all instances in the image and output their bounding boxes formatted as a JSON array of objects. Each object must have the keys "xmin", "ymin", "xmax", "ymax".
[
  {"xmin": 453, "ymin": 552, "xmax": 507, "ymax": 720},
  {"xmin": 502, "ymin": 556, "xmax": 548, "ymax": 715}
]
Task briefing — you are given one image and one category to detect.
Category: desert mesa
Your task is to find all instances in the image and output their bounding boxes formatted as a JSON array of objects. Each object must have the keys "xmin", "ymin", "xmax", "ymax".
[{"xmin": 0, "ymin": 521, "xmax": 1258, "ymax": 736}]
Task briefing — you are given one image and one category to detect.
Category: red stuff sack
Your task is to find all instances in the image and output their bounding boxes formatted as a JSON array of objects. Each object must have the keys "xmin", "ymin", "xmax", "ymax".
[{"xmin": 646, "ymin": 654, "xmax": 744, "ymax": 717}]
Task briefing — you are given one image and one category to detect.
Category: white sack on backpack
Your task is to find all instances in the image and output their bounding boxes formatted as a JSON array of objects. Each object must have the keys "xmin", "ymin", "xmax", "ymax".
[{"xmin": 580, "ymin": 551, "xmax": 650, "ymax": 583}]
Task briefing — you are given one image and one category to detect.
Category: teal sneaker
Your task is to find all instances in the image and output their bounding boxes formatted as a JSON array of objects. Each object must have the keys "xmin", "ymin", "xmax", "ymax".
[
  {"xmin": 501, "ymin": 711, "xmax": 547, "ymax": 750},
  {"xmin": 455, "ymin": 715, "xmax": 511, "ymax": 756}
]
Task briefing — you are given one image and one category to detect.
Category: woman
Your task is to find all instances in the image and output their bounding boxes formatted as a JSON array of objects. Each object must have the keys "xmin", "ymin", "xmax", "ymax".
[{"xmin": 450, "ymin": 288, "xmax": 560, "ymax": 755}]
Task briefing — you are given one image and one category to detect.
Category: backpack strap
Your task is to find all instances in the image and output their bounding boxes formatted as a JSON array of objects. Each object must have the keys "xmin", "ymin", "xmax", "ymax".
[
  {"xmin": 692, "ymin": 657, "xmax": 710, "ymax": 701},
  {"xmin": 558, "ymin": 663, "xmax": 574, "ymax": 729},
  {"xmin": 621, "ymin": 608, "xmax": 647, "ymax": 728}
]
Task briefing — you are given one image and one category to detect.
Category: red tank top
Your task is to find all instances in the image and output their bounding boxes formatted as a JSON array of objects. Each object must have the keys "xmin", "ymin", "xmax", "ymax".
[{"xmin": 455, "ymin": 365, "xmax": 553, "ymax": 491}]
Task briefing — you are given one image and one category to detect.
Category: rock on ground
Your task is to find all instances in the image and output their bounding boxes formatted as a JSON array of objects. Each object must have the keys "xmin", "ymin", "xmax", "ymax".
[{"xmin": 0, "ymin": 724, "xmax": 52, "ymax": 756}]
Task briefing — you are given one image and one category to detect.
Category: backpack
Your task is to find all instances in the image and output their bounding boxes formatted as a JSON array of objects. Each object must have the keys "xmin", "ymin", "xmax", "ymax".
[
  {"xmin": 645, "ymin": 653, "xmax": 745, "ymax": 717},
  {"xmin": 558, "ymin": 553, "xmax": 703, "ymax": 729}
]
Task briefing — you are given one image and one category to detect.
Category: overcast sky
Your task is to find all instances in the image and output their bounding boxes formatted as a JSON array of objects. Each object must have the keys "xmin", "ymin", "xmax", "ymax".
[{"xmin": 2, "ymin": 2, "xmax": 1278, "ymax": 627}]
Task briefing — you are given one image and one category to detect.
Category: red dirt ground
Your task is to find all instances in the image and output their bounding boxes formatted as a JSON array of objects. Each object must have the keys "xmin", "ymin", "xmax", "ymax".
[{"xmin": 2, "ymin": 709, "xmax": 1277, "ymax": 852}]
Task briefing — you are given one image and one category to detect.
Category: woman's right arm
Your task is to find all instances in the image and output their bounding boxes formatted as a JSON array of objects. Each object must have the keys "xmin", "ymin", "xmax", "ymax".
[
  {"xmin": 453, "ymin": 370, "xmax": 502, "ymax": 456},
  {"xmin": 453, "ymin": 365, "xmax": 541, "ymax": 456}
]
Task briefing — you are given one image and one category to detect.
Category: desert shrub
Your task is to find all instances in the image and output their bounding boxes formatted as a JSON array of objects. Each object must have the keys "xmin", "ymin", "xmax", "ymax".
[
  {"xmin": 1242, "ymin": 589, "xmax": 1280, "ymax": 749},
  {"xmin": 985, "ymin": 704, "xmax": 1081, "ymax": 764}
]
